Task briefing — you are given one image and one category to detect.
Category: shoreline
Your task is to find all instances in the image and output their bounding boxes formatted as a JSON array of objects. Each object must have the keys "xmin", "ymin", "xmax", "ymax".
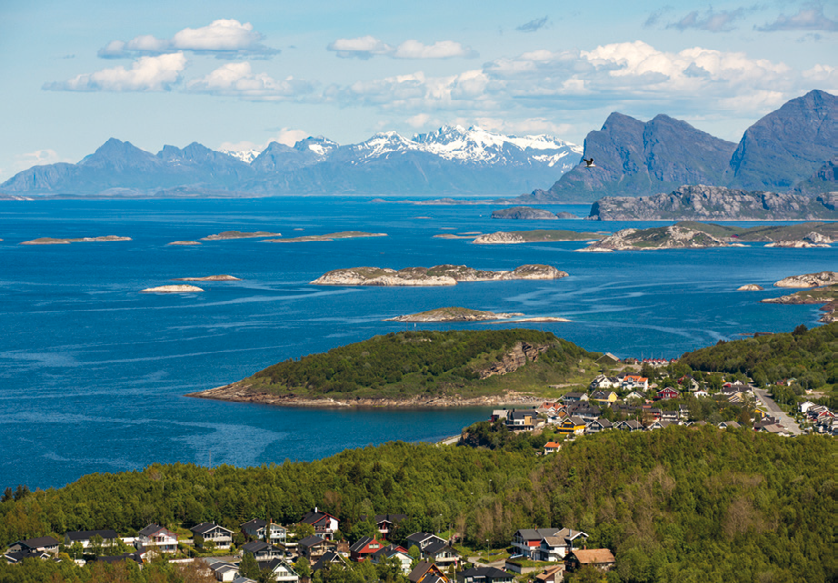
[{"xmin": 186, "ymin": 384, "xmax": 543, "ymax": 410}]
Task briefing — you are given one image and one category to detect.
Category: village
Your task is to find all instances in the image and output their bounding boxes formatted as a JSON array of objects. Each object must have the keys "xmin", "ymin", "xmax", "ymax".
[{"xmin": 3, "ymin": 509, "xmax": 615, "ymax": 583}]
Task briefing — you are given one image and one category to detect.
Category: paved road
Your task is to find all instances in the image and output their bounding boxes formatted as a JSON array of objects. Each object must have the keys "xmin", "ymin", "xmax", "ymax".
[{"xmin": 753, "ymin": 388, "xmax": 802, "ymax": 435}]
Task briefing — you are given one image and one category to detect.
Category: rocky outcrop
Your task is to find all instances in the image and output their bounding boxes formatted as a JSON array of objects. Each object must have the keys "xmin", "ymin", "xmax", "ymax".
[
  {"xmin": 385, "ymin": 307, "xmax": 524, "ymax": 322},
  {"xmin": 491, "ymin": 206, "xmax": 557, "ymax": 220},
  {"xmin": 477, "ymin": 342, "xmax": 549, "ymax": 380},
  {"xmin": 555, "ymin": 212, "xmax": 580, "ymax": 219},
  {"xmin": 587, "ymin": 185, "xmax": 838, "ymax": 221},
  {"xmin": 20, "ymin": 235, "xmax": 131, "ymax": 245},
  {"xmin": 311, "ymin": 264, "xmax": 568, "ymax": 286},
  {"xmin": 173, "ymin": 275, "xmax": 240, "ymax": 281},
  {"xmin": 201, "ymin": 231, "xmax": 281, "ymax": 240},
  {"xmin": 737, "ymin": 284, "xmax": 764, "ymax": 291},
  {"xmin": 266, "ymin": 231, "xmax": 387, "ymax": 243},
  {"xmin": 764, "ymin": 240, "xmax": 831, "ymax": 248},
  {"xmin": 167, "ymin": 240, "xmax": 201, "ymax": 245},
  {"xmin": 774, "ymin": 272, "xmax": 838, "ymax": 288},
  {"xmin": 141, "ymin": 285, "xmax": 204, "ymax": 293},
  {"xmin": 578, "ymin": 225, "xmax": 729, "ymax": 252},
  {"xmin": 472, "ymin": 231, "xmax": 602, "ymax": 244},
  {"xmin": 761, "ymin": 283, "xmax": 837, "ymax": 323}
]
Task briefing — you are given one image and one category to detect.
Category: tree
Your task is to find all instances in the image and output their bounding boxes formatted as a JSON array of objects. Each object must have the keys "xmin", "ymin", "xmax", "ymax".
[
  {"xmin": 295, "ymin": 523, "xmax": 315, "ymax": 540},
  {"xmin": 240, "ymin": 552, "xmax": 261, "ymax": 579},
  {"xmin": 295, "ymin": 557, "xmax": 311, "ymax": 580},
  {"xmin": 89, "ymin": 534, "xmax": 104, "ymax": 557},
  {"xmin": 68, "ymin": 541, "xmax": 84, "ymax": 561},
  {"xmin": 0, "ymin": 488, "xmax": 12, "ymax": 503}
]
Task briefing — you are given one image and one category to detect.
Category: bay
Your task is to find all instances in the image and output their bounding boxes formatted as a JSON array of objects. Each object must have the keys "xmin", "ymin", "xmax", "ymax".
[{"xmin": 0, "ymin": 197, "xmax": 834, "ymax": 490}]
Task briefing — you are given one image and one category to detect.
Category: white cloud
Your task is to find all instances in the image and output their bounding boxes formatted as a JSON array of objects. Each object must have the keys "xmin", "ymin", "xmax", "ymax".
[
  {"xmin": 13, "ymin": 149, "xmax": 73, "ymax": 172},
  {"xmin": 44, "ymin": 52, "xmax": 187, "ymax": 91},
  {"xmin": 186, "ymin": 62, "xmax": 314, "ymax": 100},
  {"xmin": 405, "ymin": 113, "xmax": 434, "ymax": 128},
  {"xmin": 99, "ymin": 19, "xmax": 279, "ymax": 59},
  {"xmin": 516, "ymin": 16, "xmax": 549, "ymax": 33},
  {"xmin": 757, "ymin": 3, "xmax": 838, "ymax": 31},
  {"xmin": 218, "ymin": 128, "xmax": 310, "ymax": 152},
  {"xmin": 327, "ymin": 36, "xmax": 477, "ymax": 59},
  {"xmin": 667, "ymin": 8, "xmax": 748, "ymax": 32}
]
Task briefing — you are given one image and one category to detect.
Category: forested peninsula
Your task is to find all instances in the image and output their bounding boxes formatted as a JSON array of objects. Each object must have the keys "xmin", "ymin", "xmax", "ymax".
[{"xmin": 188, "ymin": 329, "xmax": 598, "ymax": 407}]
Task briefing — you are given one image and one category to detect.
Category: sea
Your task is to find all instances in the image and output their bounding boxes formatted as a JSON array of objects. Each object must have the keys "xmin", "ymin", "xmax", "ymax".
[{"xmin": 0, "ymin": 196, "xmax": 835, "ymax": 491}]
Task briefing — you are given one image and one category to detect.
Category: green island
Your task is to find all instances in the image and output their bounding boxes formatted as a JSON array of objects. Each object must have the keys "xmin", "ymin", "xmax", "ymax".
[
  {"xmin": 188, "ymin": 329, "xmax": 598, "ymax": 406},
  {"xmin": 580, "ymin": 221, "xmax": 836, "ymax": 252},
  {"xmin": 266, "ymin": 231, "xmax": 387, "ymax": 243},
  {"xmin": 761, "ymin": 284, "xmax": 837, "ymax": 323}
]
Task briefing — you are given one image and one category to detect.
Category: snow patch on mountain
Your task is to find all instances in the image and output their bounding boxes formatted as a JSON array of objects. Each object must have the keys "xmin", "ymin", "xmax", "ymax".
[{"xmin": 220, "ymin": 149, "xmax": 261, "ymax": 164}]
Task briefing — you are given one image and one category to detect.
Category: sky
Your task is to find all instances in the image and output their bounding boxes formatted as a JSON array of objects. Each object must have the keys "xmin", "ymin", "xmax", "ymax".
[{"xmin": 0, "ymin": 0, "xmax": 836, "ymax": 181}]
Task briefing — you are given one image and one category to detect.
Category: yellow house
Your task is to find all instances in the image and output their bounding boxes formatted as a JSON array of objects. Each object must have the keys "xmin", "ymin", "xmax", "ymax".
[
  {"xmin": 557, "ymin": 416, "xmax": 586, "ymax": 435},
  {"xmin": 590, "ymin": 390, "xmax": 618, "ymax": 404}
]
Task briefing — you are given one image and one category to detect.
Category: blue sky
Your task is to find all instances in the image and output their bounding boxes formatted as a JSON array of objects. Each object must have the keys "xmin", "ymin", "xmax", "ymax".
[{"xmin": 1, "ymin": 0, "xmax": 835, "ymax": 180}]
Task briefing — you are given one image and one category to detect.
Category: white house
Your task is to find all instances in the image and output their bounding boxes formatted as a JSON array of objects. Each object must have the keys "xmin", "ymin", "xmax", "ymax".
[
  {"xmin": 137, "ymin": 524, "xmax": 178, "ymax": 554},
  {"xmin": 241, "ymin": 519, "xmax": 287, "ymax": 545},
  {"xmin": 190, "ymin": 523, "xmax": 234, "ymax": 549}
]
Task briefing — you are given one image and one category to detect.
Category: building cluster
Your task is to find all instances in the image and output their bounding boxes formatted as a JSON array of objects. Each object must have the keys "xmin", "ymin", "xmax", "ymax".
[
  {"xmin": 799, "ymin": 401, "xmax": 837, "ymax": 435},
  {"xmin": 3, "ymin": 509, "xmax": 616, "ymax": 582}
]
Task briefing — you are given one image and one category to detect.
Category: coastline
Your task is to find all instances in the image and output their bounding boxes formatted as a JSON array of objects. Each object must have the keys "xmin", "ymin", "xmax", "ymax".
[{"xmin": 186, "ymin": 384, "xmax": 543, "ymax": 409}]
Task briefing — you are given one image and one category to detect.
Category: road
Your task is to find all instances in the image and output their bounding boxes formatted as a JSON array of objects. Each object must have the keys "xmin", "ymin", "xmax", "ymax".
[{"xmin": 753, "ymin": 388, "xmax": 802, "ymax": 435}]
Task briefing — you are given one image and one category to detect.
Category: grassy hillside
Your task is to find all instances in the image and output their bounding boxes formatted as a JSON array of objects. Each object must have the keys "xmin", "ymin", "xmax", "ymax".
[
  {"xmin": 236, "ymin": 329, "xmax": 599, "ymax": 400},
  {"xmin": 677, "ymin": 221, "xmax": 838, "ymax": 241}
]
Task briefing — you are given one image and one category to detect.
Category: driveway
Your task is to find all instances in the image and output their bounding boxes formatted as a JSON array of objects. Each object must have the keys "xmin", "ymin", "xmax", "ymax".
[{"xmin": 753, "ymin": 388, "xmax": 802, "ymax": 435}]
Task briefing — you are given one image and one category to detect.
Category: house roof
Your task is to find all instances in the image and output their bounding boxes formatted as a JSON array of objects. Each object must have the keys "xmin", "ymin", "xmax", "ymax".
[
  {"xmin": 301, "ymin": 511, "xmax": 338, "ymax": 526},
  {"xmin": 241, "ymin": 518, "xmax": 267, "ymax": 529},
  {"xmin": 509, "ymin": 410, "xmax": 538, "ymax": 420},
  {"xmin": 96, "ymin": 552, "xmax": 142, "ymax": 564},
  {"xmin": 409, "ymin": 561, "xmax": 440, "ymax": 583},
  {"xmin": 515, "ymin": 528, "xmax": 561, "ymax": 541},
  {"xmin": 312, "ymin": 551, "xmax": 345, "ymax": 572},
  {"xmin": 138, "ymin": 524, "xmax": 172, "ymax": 538},
  {"xmin": 543, "ymin": 442, "xmax": 561, "ymax": 449},
  {"xmin": 362, "ymin": 513, "xmax": 407, "ymax": 524},
  {"xmin": 190, "ymin": 522, "xmax": 231, "ymax": 536},
  {"xmin": 298, "ymin": 535, "xmax": 327, "ymax": 548},
  {"xmin": 4, "ymin": 550, "xmax": 51, "ymax": 563},
  {"xmin": 569, "ymin": 548, "xmax": 615, "ymax": 564},
  {"xmin": 65, "ymin": 530, "xmax": 118, "ymax": 542},
  {"xmin": 534, "ymin": 565, "xmax": 565, "ymax": 582},
  {"xmin": 19, "ymin": 536, "xmax": 60, "ymax": 548},
  {"xmin": 555, "ymin": 528, "xmax": 587, "ymax": 540},
  {"xmin": 460, "ymin": 567, "xmax": 511, "ymax": 578},
  {"xmin": 372, "ymin": 544, "xmax": 409, "ymax": 559},
  {"xmin": 406, "ymin": 532, "xmax": 440, "ymax": 545},
  {"xmin": 423, "ymin": 539, "xmax": 455, "ymax": 555},
  {"xmin": 261, "ymin": 558, "xmax": 297, "ymax": 574},
  {"xmin": 540, "ymin": 536, "xmax": 564, "ymax": 547},
  {"xmin": 242, "ymin": 541, "xmax": 273, "ymax": 553}
]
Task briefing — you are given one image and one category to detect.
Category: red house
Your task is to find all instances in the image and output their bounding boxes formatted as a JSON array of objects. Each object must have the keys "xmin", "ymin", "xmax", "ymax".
[
  {"xmin": 349, "ymin": 536, "xmax": 384, "ymax": 561},
  {"xmin": 656, "ymin": 388, "xmax": 680, "ymax": 400}
]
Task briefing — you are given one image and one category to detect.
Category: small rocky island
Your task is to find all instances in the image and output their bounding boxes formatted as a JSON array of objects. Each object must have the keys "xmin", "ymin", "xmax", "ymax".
[
  {"xmin": 311, "ymin": 264, "xmax": 567, "ymax": 286},
  {"xmin": 386, "ymin": 307, "xmax": 525, "ymax": 322},
  {"xmin": 167, "ymin": 240, "xmax": 201, "ymax": 246},
  {"xmin": 266, "ymin": 231, "xmax": 387, "ymax": 243},
  {"xmin": 587, "ymin": 186, "xmax": 838, "ymax": 221},
  {"xmin": 491, "ymin": 206, "xmax": 558, "ymax": 220},
  {"xmin": 579, "ymin": 224, "xmax": 730, "ymax": 252},
  {"xmin": 200, "ymin": 231, "xmax": 281, "ymax": 240},
  {"xmin": 761, "ymin": 283, "xmax": 837, "ymax": 323},
  {"xmin": 172, "ymin": 275, "xmax": 241, "ymax": 282},
  {"xmin": 20, "ymin": 235, "xmax": 131, "ymax": 245},
  {"xmin": 737, "ymin": 284, "xmax": 765, "ymax": 291},
  {"xmin": 141, "ymin": 285, "xmax": 204, "ymax": 293},
  {"xmin": 472, "ymin": 230, "xmax": 603, "ymax": 244},
  {"xmin": 774, "ymin": 271, "xmax": 838, "ymax": 288}
]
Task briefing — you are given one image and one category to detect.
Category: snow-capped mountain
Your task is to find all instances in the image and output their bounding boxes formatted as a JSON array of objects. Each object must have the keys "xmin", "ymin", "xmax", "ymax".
[{"xmin": 1, "ymin": 127, "xmax": 581, "ymax": 196}]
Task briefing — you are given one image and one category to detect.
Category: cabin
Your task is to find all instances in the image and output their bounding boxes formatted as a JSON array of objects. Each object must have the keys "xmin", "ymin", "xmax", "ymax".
[
  {"xmin": 64, "ymin": 530, "xmax": 119, "ymax": 550},
  {"xmin": 565, "ymin": 549, "xmax": 616, "ymax": 572},
  {"xmin": 543, "ymin": 441, "xmax": 561, "ymax": 454},
  {"xmin": 7, "ymin": 536, "xmax": 60, "ymax": 556},
  {"xmin": 349, "ymin": 536, "xmax": 384, "ymax": 561}
]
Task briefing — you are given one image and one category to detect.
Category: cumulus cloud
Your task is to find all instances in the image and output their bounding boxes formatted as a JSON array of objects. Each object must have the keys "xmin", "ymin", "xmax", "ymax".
[
  {"xmin": 13, "ymin": 149, "xmax": 73, "ymax": 172},
  {"xmin": 185, "ymin": 62, "xmax": 314, "ymax": 100},
  {"xmin": 756, "ymin": 3, "xmax": 838, "ymax": 31},
  {"xmin": 44, "ymin": 53, "xmax": 187, "ymax": 91},
  {"xmin": 667, "ymin": 8, "xmax": 748, "ymax": 32},
  {"xmin": 327, "ymin": 36, "xmax": 477, "ymax": 59},
  {"xmin": 516, "ymin": 16, "xmax": 549, "ymax": 32},
  {"xmin": 98, "ymin": 19, "xmax": 279, "ymax": 59}
]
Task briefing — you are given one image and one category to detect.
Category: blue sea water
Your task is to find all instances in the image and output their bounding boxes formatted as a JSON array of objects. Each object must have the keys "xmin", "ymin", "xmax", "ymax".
[{"xmin": 0, "ymin": 197, "xmax": 835, "ymax": 490}]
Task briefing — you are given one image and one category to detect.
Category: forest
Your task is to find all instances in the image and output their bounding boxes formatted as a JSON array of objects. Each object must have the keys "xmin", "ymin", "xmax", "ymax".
[
  {"xmin": 1, "ymin": 428, "xmax": 835, "ymax": 583},
  {"xmin": 234, "ymin": 329, "xmax": 599, "ymax": 399}
]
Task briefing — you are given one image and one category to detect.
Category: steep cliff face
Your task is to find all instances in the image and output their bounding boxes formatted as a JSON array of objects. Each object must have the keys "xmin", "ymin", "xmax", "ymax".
[
  {"xmin": 527, "ymin": 113, "xmax": 736, "ymax": 202},
  {"xmin": 587, "ymin": 185, "xmax": 838, "ymax": 221},
  {"xmin": 727, "ymin": 90, "xmax": 837, "ymax": 190},
  {"xmin": 477, "ymin": 342, "xmax": 549, "ymax": 379}
]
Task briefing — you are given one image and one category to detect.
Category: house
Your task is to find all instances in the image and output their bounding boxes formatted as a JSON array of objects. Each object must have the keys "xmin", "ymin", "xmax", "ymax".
[
  {"xmin": 491, "ymin": 410, "xmax": 510, "ymax": 422},
  {"xmin": 543, "ymin": 442, "xmax": 561, "ymax": 454},
  {"xmin": 656, "ymin": 388, "xmax": 680, "ymax": 400},
  {"xmin": 242, "ymin": 540, "xmax": 283, "ymax": 562},
  {"xmin": 359, "ymin": 514, "xmax": 408, "ymax": 540},
  {"xmin": 589, "ymin": 375, "xmax": 619, "ymax": 390},
  {"xmin": 137, "ymin": 524, "xmax": 177, "ymax": 554},
  {"xmin": 6, "ymin": 536, "xmax": 60, "ymax": 555},
  {"xmin": 240, "ymin": 519, "xmax": 287, "ymax": 545},
  {"xmin": 190, "ymin": 523, "xmax": 234, "ymax": 549},
  {"xmin": 616, "ymin": 420, "xmax": 643, "ymax": 432},
  {"xmin": 533, "ymin": 564, "xmax": 565, "ymax": 583},
  {"xmin": 207, "ymin": 561, "xmax": 241, "ymax": 582},
  {"xmin": 565, "ymin": 549, "xmax": 616, "ymax": 572},
  {"xmin": 297, "ymin": 535, "xmax": 335, "ymax": 561},
  {"xmin": 557, "ymin": 416, "xmax": 586, "ymax": 436},
  {"xmin": 312, "ymin": 550, "xmax": 347, "ymax": 572},
  {"xmin": 349, "ymin": 536, "xmax": 384, "ymax": 561},
  {"xmin": 64, "ymin": 530, "xmax": 119, "ymax": 550},
  {"xmin": 566, "ymin": 403, "xmax": 601, "ymax": 422},
  {"xmin": 585, "ymin": 419, "xmax": 613, "ymax": 434},
  {"xmin": 3, "ymin": 550, "xmax": 53, "ymax": 563},
  {"xmin": 562, "ymin": 393, "xmax": 588, "ymax": 403},
  {"xmin": 590, "ymin": 390, "xmax": 618, "ymax": 404},
  {"xmin": 596, "ymin": 352, "xmax": 621, "ymax": 365},
  {"xmin": 678, "ymin": 375, "xmax": 699, "ymax": 390},
  {"xmin": 511, "ymin": 528, "xmax": 561, "ymax": 557},
  {"xmin": 259, "ymin": 558, "xmax": 299, "ymax": 583},
  {"xmin": 456, "ymin": 566, "xmax": 515, "ymax": 583},
  {"xmin": 646, "ymin": 420, "xmax": 673, "ymax": 430},
  {"xmin": 799, "ymin": 401, "xmax": 817, "ymax": 413},
  {"xmin": 660, "ymin": 410, "xmax": 678, "ymax": 422},
  {"xmin": 507, "ymin": 409, "xmax": 539, "ymax": 430},
  {"xmin": 300, "ymin": 509, "xmax": 340, "ymax": 540},
  {"xmin": 718, "ymin": 421, "xmax": 741, "ymax": 430},
  {"xmin": 537, "ymin": 529, "xmax": 588, "ymax": 561},
  {"xmin": 408, "ymin": 561, "xmax": 449, "ymax": 583},
  {"xmin": 678, "ymin": 405, "xmax": 690, "ymax": 419},
  {"xmin": 369, "ymin": 544, "xmax": 412, "ymax": 574}
]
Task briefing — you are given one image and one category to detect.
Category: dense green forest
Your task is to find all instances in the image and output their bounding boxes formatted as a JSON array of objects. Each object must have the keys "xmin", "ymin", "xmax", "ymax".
[
  {"xmin": 232, "ymin": 329, "xmax": 599, "ymax": 399},
  {"xmin": 2, "ymin": 429, "xmax": 835, "ymax": 582},
  {"xmin": 679, "ymin": 322, "xmax": 837, "ymax": 394}
]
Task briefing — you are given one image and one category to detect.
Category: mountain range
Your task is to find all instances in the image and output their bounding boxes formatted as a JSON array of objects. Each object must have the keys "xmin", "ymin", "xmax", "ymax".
[
  {"xmin": 520, "ymin": 90, "xmax": 837, "ymax": 202},
  {"xmin": 0, "ymin": 126, "xmax": 581, "ymax": 197}
]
